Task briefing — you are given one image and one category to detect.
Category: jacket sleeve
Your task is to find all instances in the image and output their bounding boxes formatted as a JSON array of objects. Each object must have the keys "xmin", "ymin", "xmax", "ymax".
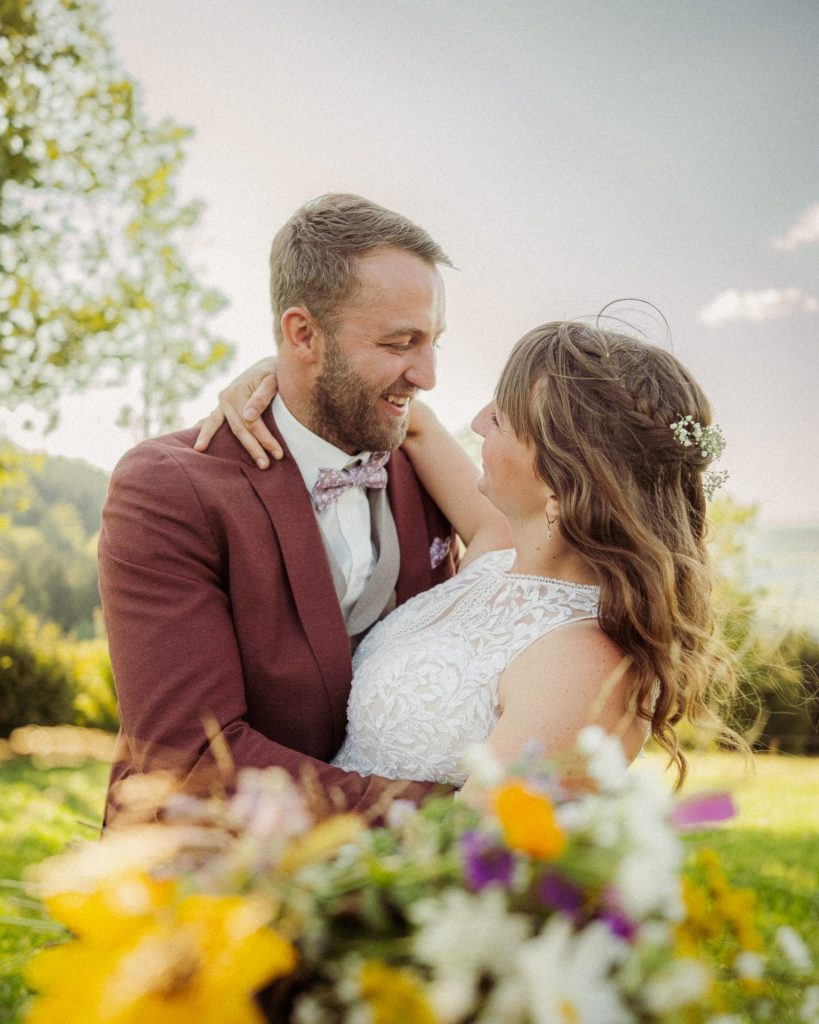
[{"xmin": 99, "ymin": 442, "xmax": 445, "ymax": 824}]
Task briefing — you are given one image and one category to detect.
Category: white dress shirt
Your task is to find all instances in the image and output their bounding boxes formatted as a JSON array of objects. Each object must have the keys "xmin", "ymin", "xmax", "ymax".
[{"xmin": 272, "ymin": 394, "xmax": 377, "ymax": 617}]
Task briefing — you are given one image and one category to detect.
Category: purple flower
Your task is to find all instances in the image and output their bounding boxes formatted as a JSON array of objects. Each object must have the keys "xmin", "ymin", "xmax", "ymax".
[
  {"xmin": 538, "ymin": 871, "xmax": 585, "ymax": 918},
  {"xmin": 429, "ymin": 536, "xmax": 451, "ymax": 569},
  {"xmin": 598, "ymin": 908, "xmax": 637, "ymax": 941},
  {"xmin": 599, "ymin": 887, "xmax": 637, "ymax": 942},
  {"xmin": 460, "ymin": 830, "xmax": 515, "ymax": 891},
  {"xmin": 670, "ymin": 792, "xmax": 737, "ymax": 830}
]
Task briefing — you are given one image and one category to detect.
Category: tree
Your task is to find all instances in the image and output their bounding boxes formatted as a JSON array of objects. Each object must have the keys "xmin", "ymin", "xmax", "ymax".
[{"xmin": 0, "ymin": 0, "xmax": 233, "ymax": 434}]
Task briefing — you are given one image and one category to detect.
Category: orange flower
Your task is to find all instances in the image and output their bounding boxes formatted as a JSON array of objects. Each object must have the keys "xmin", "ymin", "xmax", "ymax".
[{"xmin": 493, "ymin": 783, "xmax": 566, "ymax": 860}]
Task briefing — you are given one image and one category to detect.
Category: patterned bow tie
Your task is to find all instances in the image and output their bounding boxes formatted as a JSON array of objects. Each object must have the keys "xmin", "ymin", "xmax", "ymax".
[{"xmin": 311, "ymin": 451, "xmax": 390, "ymax": 512}]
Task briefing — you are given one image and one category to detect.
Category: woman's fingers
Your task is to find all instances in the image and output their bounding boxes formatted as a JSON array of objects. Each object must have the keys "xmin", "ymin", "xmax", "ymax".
[
  {"xmin": 194, "ymin": 409, "xmax": 226, "ymax": 452},
  {"xmin": 242, "ymin": 372, "xmax": 279, "ymax": 422},
  {"xmin": 193, "ymin": 357, "xmax": 282, "ymax": 467},
  {"xmin": 219, "ymin": 390, "xmax": 283, "ymax": 466}
]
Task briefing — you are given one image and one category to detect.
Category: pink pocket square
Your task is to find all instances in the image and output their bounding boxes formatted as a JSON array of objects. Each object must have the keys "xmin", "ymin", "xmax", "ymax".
[{"xmin": 429, "ymin": 536, "xmax": 451, "ymax": 569}]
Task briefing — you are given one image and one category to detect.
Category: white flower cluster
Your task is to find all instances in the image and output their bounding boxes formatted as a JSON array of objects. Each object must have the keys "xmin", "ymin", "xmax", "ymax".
[
  {"xmin": 403, "ymin": 729, "xmax": 695, "ymax": 1024},
  {"xmin": 670, "ymin": 415, "xmax": 728, "ymax": 499},
  {"xmin": 701, "ymin": 469, "xmax": 730, "ymax": 501},
  {"xmin": 670, "ymin": 415, "xmax": 726, "ymax": 460}
]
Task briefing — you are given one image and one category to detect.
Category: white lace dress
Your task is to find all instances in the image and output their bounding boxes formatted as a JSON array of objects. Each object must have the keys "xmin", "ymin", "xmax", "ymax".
[{"xmin": 332, "ymin": 548, "xmax": 600, "ymax": 786}]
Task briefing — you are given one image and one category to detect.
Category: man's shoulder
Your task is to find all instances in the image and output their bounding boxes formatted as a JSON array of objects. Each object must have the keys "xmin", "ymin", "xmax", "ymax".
[
  {"xmin": 107, "ymin": 423, "xmax": 311, "ymax": 526},
  {"xmin": 111, "ymin": 425, "xmax": 249, "ymax": 484}
]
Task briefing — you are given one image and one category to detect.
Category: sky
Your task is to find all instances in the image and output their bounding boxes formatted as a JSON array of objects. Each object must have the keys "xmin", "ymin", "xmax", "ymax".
[{"xmin": 4, "ymin": 0, "xmax": 819, "ymax": 526}]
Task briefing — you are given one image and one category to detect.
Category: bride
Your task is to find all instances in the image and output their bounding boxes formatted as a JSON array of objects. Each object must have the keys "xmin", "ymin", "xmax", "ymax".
[{"xmin": 199, "ymin": 319, "xmax": 730, "ymax": 794}]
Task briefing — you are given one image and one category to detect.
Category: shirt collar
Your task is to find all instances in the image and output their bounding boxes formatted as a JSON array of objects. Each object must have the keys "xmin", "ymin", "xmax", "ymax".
[{"xmin": 272, "ymin": 394, "xmax": 372, "ymax": 491}]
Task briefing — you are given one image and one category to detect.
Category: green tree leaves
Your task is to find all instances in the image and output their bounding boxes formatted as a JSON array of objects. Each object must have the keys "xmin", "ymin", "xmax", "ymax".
[{"xmin": 0, "ymin": 0, "xmax": 234, "ymax": 434}]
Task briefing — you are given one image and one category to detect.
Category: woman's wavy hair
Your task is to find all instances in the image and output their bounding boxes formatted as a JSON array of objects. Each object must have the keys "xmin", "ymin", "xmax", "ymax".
[{"xmin": 495, "ymin": 320, "xmax": 735, "ymax": 785}]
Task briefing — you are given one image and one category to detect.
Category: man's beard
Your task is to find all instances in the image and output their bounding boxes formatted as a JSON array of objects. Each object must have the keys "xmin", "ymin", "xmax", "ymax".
[{"xmin": 310, "ymin": 336, "xmax": 412, "ymax": 453}]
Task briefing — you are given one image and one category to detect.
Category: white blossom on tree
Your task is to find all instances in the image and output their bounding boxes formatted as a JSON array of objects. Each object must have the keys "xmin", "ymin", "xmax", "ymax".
[{"xmin": 0, "ymin": 0, "xmax": 233, "ymax": 435}]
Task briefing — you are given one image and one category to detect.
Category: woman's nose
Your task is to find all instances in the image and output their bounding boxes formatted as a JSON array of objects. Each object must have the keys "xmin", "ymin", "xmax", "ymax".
[{"xmin": 471, "ymin": 403, "xmax": 491, "ymax": 437}]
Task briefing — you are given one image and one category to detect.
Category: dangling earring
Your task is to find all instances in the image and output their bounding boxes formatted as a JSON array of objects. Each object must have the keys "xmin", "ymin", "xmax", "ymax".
[{"xmin": 546, "ymin": 513, "xmax": 557, "ymax": 541}]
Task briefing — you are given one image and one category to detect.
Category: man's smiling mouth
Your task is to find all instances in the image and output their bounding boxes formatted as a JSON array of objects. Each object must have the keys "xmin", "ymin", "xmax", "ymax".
[{"xmin": 383, "ymin": 393, "xmax": 413, "ymax": 412}]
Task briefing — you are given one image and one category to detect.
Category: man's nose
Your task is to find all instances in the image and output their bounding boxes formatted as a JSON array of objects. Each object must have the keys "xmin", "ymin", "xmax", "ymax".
[{"xmin": 403, "ymin": 344, "xmax": 436, "ymax": 391}]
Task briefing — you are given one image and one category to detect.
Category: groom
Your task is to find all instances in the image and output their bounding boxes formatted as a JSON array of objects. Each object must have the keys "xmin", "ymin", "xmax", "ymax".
[{"xmin": 99, "ymin": 194, "xmax": 458, "ymax": 825}]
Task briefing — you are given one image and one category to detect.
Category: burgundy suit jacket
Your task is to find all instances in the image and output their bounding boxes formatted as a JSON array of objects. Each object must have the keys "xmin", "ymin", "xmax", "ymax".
[{"xmin": 99, "ymin": 409, "xmax": 458, "ymax": 824}]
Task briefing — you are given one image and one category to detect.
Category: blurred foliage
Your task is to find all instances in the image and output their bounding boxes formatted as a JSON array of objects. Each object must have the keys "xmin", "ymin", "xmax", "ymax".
[
  {"xmin": 0, "ymin": 442, "xmax": 116, "ymax": 731},
  {"xmin": 0, "ymin": 441, "xmax": 105, "ymax": 635},
  {"xmin": 0, "ymin": 596, "xmax": 75, "ymax": 736},
  {"xmin": 709, "ymin": 498, "xmax": 819, "ymax": 754},
  {"xmin": 0, "ymin": 0, "xmax": 234, "ymax": 436},
  {"xmin": 0, "ymin": 595, "xmax": 116, "ymax": 736},
  {"xmin": 68, "ymin": 634, "xmax": 117, "ymax": 731}
]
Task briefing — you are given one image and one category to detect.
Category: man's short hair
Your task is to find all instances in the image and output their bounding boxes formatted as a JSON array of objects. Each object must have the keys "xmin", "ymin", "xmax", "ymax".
[{"xmin": 269, "ymin": 193, "xmax": 451, "ymax": 344}]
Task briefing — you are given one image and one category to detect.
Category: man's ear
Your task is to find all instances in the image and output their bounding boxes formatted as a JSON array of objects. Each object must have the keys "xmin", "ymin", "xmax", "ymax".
[{"xmin": 280, "ymin": 307, "xmax": 323, "ymax": 365}]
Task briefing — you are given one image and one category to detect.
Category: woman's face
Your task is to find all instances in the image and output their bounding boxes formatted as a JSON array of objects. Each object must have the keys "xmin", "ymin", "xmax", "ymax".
[{"xmin": 471, "ymin": 401, "xmax": 551, "ymax": 521}]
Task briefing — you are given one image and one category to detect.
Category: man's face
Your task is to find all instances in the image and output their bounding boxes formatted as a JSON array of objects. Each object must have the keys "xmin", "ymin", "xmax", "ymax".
[{"xmin": 310, "ymin": 247, "xmax": 446, "ymax": 453}]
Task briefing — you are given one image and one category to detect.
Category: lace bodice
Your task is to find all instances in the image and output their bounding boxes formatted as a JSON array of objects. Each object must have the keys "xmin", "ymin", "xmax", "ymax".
[{"xmin": 332, "ymin": 548, "xmax": 600, "ymax": 786}]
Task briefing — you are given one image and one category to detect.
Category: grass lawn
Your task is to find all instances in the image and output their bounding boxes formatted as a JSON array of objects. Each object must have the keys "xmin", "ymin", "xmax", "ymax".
[
  {"xmin": 0, "ymin": 750, "xmax": 110, "ymax": 1023},
  {"xmin": 648, "ymin": 749, "xmax": 819, "ymax": 990},
  {"xmin": 1, "ymin": 741, "xmax": 817, "ymax": 1023}
]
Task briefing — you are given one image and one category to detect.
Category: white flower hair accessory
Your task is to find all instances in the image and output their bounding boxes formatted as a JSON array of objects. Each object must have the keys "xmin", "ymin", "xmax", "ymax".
[{"xmin": 670, "ymin": 415, "xmax": 728, "ymax": 500}]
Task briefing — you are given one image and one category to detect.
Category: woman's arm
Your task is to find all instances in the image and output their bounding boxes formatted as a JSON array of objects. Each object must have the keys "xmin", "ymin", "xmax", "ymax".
[
  {"xmin": 404, "ymin": 401, "xmax": 512, "ymax": 566},
  {"xmin": 458, "ymin": 621, "xmax": 644, "ymax": 803},
  {"xmin": 194, "ymin": 357, "xmax": 282, "ymax": 466},
  {"xmin": 196, "ymin": 373, "xmax": 512, "ymax": 565}
]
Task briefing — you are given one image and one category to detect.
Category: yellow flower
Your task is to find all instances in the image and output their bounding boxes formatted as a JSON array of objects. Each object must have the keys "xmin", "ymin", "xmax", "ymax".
[
  {"xmin": 493, "ymin": 783, "xmax": 566, "ymax": 860},
  {"xmin": 26, "ymin": 872, "xmax": 297, "ymax": 1024},
  {"xmin": 43, "ymin": 870, "xmax": 176, "ymax": 944},
  {"xmin": 699, "ymin": 848, "xmax": 730, "ymax": 896},
  {"xmin": 280, "ymin": 813, "xmax": 365, "ymax": 871},
  {"xmin": 717, "ymin": 889, "xmax": 763, "ymax": 953},
  {"xmin": 359, "ymin": 960, "xmax": 436, "ymax": 1024},
  {"xmin": 678, "ymin": 877, "xmax": 722, "ymax": 948}
]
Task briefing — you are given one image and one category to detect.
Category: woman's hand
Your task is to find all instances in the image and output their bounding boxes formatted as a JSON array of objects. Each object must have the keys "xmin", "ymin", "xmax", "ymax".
[{"xmin": 194, "ymin": 357, "xmax": 282, "ymax": 467}]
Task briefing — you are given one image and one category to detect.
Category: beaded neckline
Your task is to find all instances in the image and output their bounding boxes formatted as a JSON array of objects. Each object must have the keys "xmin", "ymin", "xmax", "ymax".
[
  {"xmin": 482, "ymin": 549, "xmax": 600, "ymax": 593},
  {"xmin": 502, "ymin": 569, "xmax": 600, "ymax": 592}
]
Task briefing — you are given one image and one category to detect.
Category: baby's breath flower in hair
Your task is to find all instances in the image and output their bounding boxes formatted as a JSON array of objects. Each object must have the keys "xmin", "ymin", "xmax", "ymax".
[
  {"xmin": 702, "ymin": 470, "xmax": 729, "ymax": 501},
  {"xmin": 670, "ymin": 415, "xmax": 728, "ymax": 499},
  {"xmin": 670, "ymin": 415, "xmax": 726, "ymax": 460}
]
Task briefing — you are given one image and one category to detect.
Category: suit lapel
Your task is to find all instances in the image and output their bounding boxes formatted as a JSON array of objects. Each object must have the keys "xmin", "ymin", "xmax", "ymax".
[
  {"xmin": 239, "ymin": 410, "xmax": 351, "ymax": 742},
  {"xmin": 386, "ymin": 448, "xmax": 432, "ymax": 603}
]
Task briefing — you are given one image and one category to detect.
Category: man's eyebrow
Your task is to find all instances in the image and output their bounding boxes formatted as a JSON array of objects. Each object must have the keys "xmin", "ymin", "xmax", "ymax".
[
  {"xmin": 381, "ymin": 327, "xmax": 415, "ymax": 338},
  {"xmin": 379, "ymin": 327, "xmax": 427, "ymax": 341},
  {"xmin": 380, "ymin": 324, "xmax": 447, "ymax": 340}
]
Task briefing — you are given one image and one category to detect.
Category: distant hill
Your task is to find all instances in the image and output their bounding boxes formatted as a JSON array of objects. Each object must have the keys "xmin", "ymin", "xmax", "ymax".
[
  {"xmin": 11, "ymin": 451, "xmax": 110, "ymax": 535},
  {"xmin": 0, "ymin": 444, "xmax": 110, "ymax": 636},
  {"xmin": 751, "ymin": 523, "xmax": 819, "ymax": 637}
]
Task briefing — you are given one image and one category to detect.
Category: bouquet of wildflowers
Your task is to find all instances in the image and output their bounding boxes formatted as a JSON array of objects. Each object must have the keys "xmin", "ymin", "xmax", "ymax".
[{"xmin": 24, "ymin": 727, "xmax": 817, "ymax": 1024}]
